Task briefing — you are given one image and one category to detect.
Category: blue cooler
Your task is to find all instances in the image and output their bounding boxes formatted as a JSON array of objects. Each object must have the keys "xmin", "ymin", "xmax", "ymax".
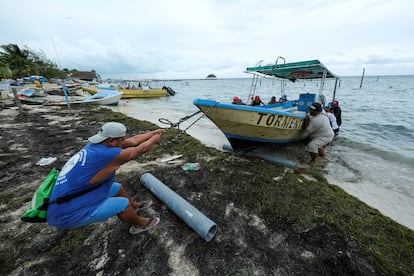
[{"xmin": 297, "ymin": 93, "xmax": 317, "ymax": 112}]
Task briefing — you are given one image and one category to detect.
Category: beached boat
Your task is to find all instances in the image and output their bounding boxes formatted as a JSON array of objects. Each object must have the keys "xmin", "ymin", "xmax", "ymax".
[
  {"xmin": 83, "ymin": 84, "xmax": 176, "ymax": 98},
  {"xmin": 45, "ymin": 90, "xmax": 122, "ymax": 106},
  {"xmin": 117, "ymin": 80, "xmax": 173, "ymax": 98},
  {"xmin": 16, "ymin": 90, "xmax": 122, "ymax": 106},
  {"xmin": 15, "ymin": 95, "xmax": 46, "ymax": 105},
  {"xmin": 17, "ymin": 88, "xmax": 47, "ymax": 97},
  {"xmin": 193, "ymin": 58, "xmax": 340, "ymax": 148}
]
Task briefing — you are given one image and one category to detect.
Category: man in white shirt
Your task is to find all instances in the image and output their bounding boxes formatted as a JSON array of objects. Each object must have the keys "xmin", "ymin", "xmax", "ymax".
[
  {"xmin": 325, "ymin": 107, "xmax": 339, "ymax": 136},
  {"xmin": 302, "ymin": 103, "xmax": 334, "ymax": 164}
]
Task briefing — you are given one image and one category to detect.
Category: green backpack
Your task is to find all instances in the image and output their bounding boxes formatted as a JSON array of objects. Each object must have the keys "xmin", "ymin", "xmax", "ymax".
[
  {"xmin": 21, "ymin": 168, "xmax": 59, "ymax": 223},
  {"xmin": 21, "ymin": 168, "xmax": 105, "ymax": 223}
]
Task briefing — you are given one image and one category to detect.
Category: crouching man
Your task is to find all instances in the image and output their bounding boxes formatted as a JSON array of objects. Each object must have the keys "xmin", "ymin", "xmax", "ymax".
[{"xmin": 47, "ymin": 122, "xmax": 165, "ymax": 234}]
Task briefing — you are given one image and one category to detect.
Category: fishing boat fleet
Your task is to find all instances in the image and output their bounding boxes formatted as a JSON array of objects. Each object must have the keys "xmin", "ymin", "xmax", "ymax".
[
  {"xmin": 4, "ymin": 80, "xmax": 177, "ymax": 106},
  {"xmin": 3, "ymin": 57, "xmax": 340, "ymax": 151}
]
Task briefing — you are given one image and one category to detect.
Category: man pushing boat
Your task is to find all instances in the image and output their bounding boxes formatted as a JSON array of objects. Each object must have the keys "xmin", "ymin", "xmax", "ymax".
[{"xmin": 302, "ymin": 103, "xmax": 334, "ymax": 165}]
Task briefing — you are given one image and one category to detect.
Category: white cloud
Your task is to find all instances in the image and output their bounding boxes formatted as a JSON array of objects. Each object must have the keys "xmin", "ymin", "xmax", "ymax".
[{"xmin": 1, "ymin": 0, "xmax": 413, "ymax": 79}]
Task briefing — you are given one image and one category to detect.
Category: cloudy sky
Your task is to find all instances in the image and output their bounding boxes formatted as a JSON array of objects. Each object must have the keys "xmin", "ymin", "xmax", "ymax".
[{"xmin": 1, "ymin": 0, "xmax": 413, "ymax": 79}]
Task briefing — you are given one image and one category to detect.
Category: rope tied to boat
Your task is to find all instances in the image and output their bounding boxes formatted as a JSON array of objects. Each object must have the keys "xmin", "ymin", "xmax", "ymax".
[
  {"xmin": 158, "ymin": 110, "xmax": 203, "ymax": 130},
  {"xmin": 158, "ymin": 110, "xmax": 205, "ymax": 162}
]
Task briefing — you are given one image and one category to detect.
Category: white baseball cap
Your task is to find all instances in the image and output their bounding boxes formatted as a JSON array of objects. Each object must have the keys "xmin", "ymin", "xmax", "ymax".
[{"xmin": 88, "ymin": 122, "xmax": 127, "ymax": 144}]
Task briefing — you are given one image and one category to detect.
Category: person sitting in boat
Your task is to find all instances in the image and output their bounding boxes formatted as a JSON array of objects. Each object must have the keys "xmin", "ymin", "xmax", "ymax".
[
  {"xmin": 331, "ymin": 100, "xmax": 342, "ymax": 129},
  {"xmin": 249, "ymin": 95, "xmax": 265, "ymax": 106},
  {"xmin": 325, "ymin": 107, "xmax": 339, "ymax": 136},
  {"xmin": 267, "ymin": 96, "xmax": 277, "ymax": 104},
  {"xmin": 302, "ymin": 103, "xmax": 334, "ymax": 165},
  {"xmin": 232, "ymin": 96, "xmax": 245, "ymax": 105},
  {"xmin": 34, "ymin": 78, "xmax": 42, "ymax": 88},
  {"xmin": 278, "ymin": 95, "xmax": 288, "ymax": 102}
]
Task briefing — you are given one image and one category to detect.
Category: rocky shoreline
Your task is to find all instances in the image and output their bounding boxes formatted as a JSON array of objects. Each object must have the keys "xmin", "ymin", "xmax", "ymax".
[{"xmin": 0, "ymin": 103, "xmax": 413, "ymax": 275}]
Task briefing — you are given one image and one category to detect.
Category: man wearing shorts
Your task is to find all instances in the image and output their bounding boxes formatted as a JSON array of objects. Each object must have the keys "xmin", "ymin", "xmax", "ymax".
[
  {"xmin": 47, "ymin": 122, "xmax": 165, "ymax": 234},
  {"xmin": 302, "ymin": 103, "xmax": 334, "ymax": 165}
]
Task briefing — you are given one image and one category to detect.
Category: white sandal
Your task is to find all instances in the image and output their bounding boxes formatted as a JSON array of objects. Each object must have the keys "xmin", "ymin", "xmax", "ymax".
[{"xmin": 129, "ymin": 217, "xmax": 160, "ymax": 235}]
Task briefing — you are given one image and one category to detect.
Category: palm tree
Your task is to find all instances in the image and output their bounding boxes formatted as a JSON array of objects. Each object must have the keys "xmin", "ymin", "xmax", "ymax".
[
  {"xmin": 0, "ymin": 62, "xmax": 12, "ymax": 78},
  {"xmin": 0, "ymin": 44, "xmax": 33, "ymax": 77},
  {"xmin": 0, "ymin": 44, "xmax": 68, "ymax": 79}
]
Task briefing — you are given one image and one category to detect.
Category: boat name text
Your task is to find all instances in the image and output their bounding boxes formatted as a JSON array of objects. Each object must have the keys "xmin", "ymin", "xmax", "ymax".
[{"xmin": 256, "ymin": 113, "xmax": 303, "ymax": 129}]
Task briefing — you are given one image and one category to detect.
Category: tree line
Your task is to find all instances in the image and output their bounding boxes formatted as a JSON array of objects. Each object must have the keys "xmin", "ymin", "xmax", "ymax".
[{"xmin": 0, "ymin": 43, "xmax": 70, "ymax": 79}]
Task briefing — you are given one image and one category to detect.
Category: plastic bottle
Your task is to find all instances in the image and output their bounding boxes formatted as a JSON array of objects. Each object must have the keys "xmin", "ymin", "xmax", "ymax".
[{"xmin": 182, "ymin": 162, "xmax": 200, "ymax": 171}]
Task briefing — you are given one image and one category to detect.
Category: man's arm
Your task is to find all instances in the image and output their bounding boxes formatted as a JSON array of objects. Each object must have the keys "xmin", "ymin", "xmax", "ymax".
[
  {"xmin": 302, "ymin": 115, "xmax": 310, "ymax": 129},
  {"xmin": 122, "ymin": 129, "xmax": 166, "ymax": 148},
  {"xmin": 88, "ymin": 130, "xmax": 165, "ymax": 184}
]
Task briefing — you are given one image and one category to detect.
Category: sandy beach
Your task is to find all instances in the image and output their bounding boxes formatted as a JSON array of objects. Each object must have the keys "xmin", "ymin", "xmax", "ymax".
[{"xmin": 0, "ymin": 100, "xmax": 413, "ymax": 275}]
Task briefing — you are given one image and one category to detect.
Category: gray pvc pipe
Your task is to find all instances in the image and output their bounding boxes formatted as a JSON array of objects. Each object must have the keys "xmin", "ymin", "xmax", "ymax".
[{"xmin": 140, "ymin": 173, "xmax": 217, "ymax": 242}]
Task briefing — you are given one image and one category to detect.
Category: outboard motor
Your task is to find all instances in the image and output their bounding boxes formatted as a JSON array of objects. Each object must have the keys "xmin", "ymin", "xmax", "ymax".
[{"xmin": 163, "ymin": 86, "xmax": 176, "ymax": 96}]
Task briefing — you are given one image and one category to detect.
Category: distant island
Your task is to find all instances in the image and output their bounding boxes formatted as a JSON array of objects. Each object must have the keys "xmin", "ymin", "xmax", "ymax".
[{"xmin": 206, "ymin": 74, "xmax": 217, "ymax": 79}]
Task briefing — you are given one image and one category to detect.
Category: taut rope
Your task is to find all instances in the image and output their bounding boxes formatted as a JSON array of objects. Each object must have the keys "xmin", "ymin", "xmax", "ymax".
[{"xmin": 158, "ymin": 110, "xmax": 205, "ymax": 162}]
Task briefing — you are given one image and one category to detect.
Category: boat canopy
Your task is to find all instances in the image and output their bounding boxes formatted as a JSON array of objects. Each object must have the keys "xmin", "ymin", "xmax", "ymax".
[{"xmin": 246, "ymin": 59, "xmax": 338, "ymax": 81}]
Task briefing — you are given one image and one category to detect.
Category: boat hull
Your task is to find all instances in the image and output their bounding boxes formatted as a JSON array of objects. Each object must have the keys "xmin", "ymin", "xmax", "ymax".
[
  {"xmin": 84, "ymin": 91, "xmax": 122, "ymax": 105},
  {"xmin": 193, "ymin": 99, "xmax": 309, "ymax": 147},
  {"xmin": 17, "ymin": 96, "xmax": 45, "ymax": 105},
  {"xmin": 119, "ymin": 88, "xmax": 167, "ymax": 98},
  {"xmin": 44, "ymin": 90, "xmax": 122, "ymax": 106},
  {"xmin": 83, "ymin": 85, "xmax": 175, "ymax": 98}
]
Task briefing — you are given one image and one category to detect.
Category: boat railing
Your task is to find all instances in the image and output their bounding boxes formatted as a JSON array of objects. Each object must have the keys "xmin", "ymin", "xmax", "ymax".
[
  {"xmin": 275, "ymin": 56, "xmax": 286, "ymax": 65},
  {"xmin": 247, "ymin": 73, "xmax": 260, "ymax": 103}
]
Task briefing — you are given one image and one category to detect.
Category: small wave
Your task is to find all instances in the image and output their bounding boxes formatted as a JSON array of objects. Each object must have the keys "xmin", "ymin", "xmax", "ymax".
[
  {"xmin": 356, "ymin": 122, "xmax": 414, "ymax": 139},
  {"xmin": 334, "ymin": 134, "xmax": 414, "ymax": 166},
  {"xmin": 349, "ymin": 123, "xmax": 414, "ymax": 160},
  {"xmin": 324, "ymin": 152, "xmax": 364, "ymax": 183}
]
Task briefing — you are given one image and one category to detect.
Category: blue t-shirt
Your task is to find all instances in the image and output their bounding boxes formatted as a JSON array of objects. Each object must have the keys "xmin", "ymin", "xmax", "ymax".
[{"xmin": 47, "ymin": 143, "xmax": 121, "ymax": 229}]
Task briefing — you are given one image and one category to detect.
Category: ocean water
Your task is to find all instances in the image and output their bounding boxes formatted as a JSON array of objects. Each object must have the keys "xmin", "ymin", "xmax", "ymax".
[{"xmin": 110, "ymin": 75, "xmax": 414, "ymax": 230}]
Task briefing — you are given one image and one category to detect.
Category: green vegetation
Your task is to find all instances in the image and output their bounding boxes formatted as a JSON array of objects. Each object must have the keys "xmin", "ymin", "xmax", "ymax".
[
  {"xmin": 89, "ymin": 107, "xmax": 414, "ymax": 275},
  {"xmin": 0, "ymin": 43, "xmax": 68, "ymax": 79},
  {"xmin": 225, "ymin": 163, "xmax": 414, "ymax": 274}
]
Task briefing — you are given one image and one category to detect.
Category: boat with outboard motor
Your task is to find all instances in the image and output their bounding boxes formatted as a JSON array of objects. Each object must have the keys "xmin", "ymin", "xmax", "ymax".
[
  {"xmin": 193, "ymin": 57, "xmax": 340, "ymax": 149},
  {"xmin": 82, "ymin": 81, "xmax": 176, "ymax": 98}
]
